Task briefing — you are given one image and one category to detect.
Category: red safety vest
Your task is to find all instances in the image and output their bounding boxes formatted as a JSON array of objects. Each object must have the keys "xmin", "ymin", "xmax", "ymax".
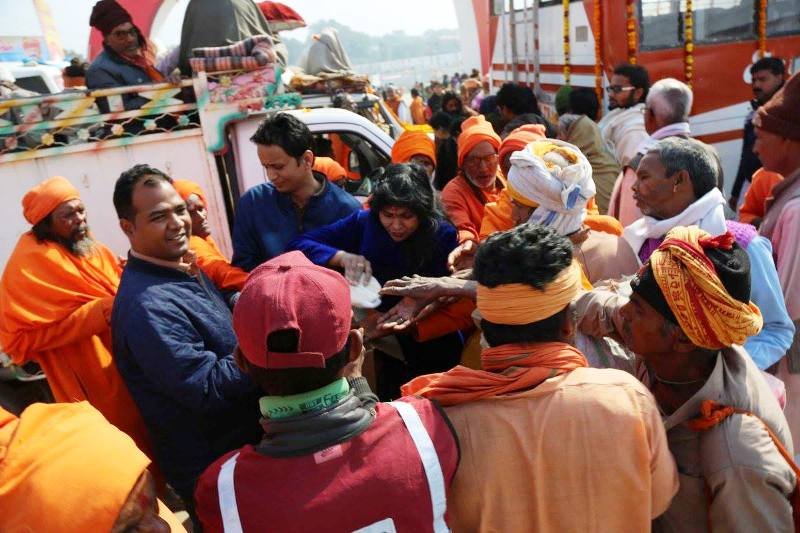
[{"xmin": 195, "ymin": 397, "xmax": 458, "ymax": 533}]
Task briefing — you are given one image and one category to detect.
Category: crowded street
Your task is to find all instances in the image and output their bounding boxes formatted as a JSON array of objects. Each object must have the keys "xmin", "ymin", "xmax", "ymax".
[{"xmin": 1, "ymin": 0, "xmax": 800, "ymax": 531}]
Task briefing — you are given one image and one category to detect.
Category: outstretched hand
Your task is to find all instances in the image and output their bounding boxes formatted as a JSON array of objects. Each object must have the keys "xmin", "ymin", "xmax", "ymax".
[
  {"xmin": 376, "ymin": 297, "xmax": 427, "ymax": 333},
  {"xmin": 448, "ymin": 240, "xmax": 478, "ymax": 272},
  {"xmin": 381, "ymin": 275, "xmax": 447, "ymax": 300}
]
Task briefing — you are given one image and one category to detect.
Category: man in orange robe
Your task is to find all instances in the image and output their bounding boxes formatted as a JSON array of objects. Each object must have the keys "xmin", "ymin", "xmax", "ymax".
[
  {"xmin": 402, "ymin": 224, "xmax": 677, "ymax": 532},
  {"xmin": 441, "ymin": 115, "xmax": 505, "ymax": 245},
  {"xmin": 0, "ymin": 176, "xmax": 151, "ymax": 456},
  {"xmin": 0, "ymin": 401, "xmax": 184, "ymax": 532},
  {"xmin": 172, "ymin": 179, "xmax": 248, "ymax": 292}
]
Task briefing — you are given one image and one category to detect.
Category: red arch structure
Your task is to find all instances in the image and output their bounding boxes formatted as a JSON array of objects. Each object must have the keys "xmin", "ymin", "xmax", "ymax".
[{"xmin": 88, "ymin": 0, "xmax": 165, "ymax": 59}]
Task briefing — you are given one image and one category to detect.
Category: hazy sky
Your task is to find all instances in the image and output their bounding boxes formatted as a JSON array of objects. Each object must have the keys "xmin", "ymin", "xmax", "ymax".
[{"xmin": 39, "ymin": 0, "xmax": 459, "ymax": 57}]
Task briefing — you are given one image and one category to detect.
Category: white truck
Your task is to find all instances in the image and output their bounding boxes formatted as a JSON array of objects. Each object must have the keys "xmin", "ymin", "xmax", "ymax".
[
  {"xmin": 0, "ymin": 70, "xmax": 399, "ymax": 401},
  {"xmin": 0, "ymin": 72, "xmax": 399, "ymax": 267}
]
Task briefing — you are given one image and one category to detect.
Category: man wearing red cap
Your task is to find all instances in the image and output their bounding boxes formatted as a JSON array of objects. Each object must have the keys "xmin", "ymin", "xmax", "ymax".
[
  {"xmin": 757, "ymin": 71, "xmax": 800, "ymax": 448},
  {"xmin": 0, "ymin": 176, "xmax": 151, "ymax": 457},
  {"xmin": 194, "ymin": 251, "xmax": 459, "ymax": 532},
  {"xmin": 86, "ymin": 0, "xmax": 166, "ymax": 112}
]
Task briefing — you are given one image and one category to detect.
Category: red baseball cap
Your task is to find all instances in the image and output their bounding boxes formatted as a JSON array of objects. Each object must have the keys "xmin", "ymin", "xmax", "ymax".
[{"xmin": 233, "ymin": 251, "xmax": 352, "ymax": 369}]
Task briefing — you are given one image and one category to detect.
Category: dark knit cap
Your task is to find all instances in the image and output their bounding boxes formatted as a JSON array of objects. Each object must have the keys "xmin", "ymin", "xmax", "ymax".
[
  {"xmin": 90, "ymin": 0, "xmax": 133, "ymax": 35},
  {"xmin": 631, "ymin": 241, "xmax": 752, "ymax": 324},
  {"xmin": 756, "ymin": 71, "xmax": 800, "ymax": 141}
]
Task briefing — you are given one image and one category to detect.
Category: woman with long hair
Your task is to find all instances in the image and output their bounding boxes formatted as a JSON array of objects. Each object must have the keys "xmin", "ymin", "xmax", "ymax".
[{"xmin": 289, "ymin": 163, "xmax": 464, "ymax": 399}]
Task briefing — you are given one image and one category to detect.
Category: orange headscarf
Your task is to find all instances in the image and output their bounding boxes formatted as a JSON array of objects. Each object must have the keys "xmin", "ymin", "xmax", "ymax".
[
  {"xmin": 498, "ymin": 124, "xmax": 547, "ymax": 164},
  {"xmin": 649, "ymin": 226, "xmax": 763, "ymax": 350},
  {"xmin": 21, "ymin": 176, "xmax": 80, "ymax": 225},
  {"xmin": 457, "ymin": 115, "xmax": 501, "ymax": 167},
  {"xmin": 172, "ymin": 178, "xmax": 207, "ymax": 207},
  {"xmin": 0, "ymin": 402, "xmax": 183, "ymax": 532},
  {"xmin": 401, "ymin": 341, "xmax": 588, "ymax": 406},
  {"xmin": 391, "ymin": 131, "xmax": 436, "ymax": 166},
  {"xmin": 312, "ymin": 156, "xmax": 348, "ymax": 182},
  {"xmin": 477, "ymin": 261, "xmax": 582, "ymax": 324}
]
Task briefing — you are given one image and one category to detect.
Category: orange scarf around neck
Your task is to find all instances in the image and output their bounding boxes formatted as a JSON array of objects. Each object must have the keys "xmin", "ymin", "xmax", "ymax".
[{"xmin": 401, "ymin": 341, "xmax": 588, "ymax": 406}]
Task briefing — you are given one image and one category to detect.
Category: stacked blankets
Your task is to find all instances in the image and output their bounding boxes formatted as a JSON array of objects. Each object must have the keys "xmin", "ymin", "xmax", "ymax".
[{"xmin": 189, "ymin": 35, "xmax": 276, "ymax": 73}]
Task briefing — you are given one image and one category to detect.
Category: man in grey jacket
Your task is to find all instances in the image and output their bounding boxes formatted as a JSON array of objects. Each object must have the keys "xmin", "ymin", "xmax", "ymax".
[{"xmin": 86, "ymin": 0, "xmax": 165, "ymax": 112}]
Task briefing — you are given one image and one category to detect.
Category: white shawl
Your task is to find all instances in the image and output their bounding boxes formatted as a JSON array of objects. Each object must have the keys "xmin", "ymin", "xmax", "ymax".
[{"xmin": 623, "ymin": 188, "xmax": 727, "ymax": 260}]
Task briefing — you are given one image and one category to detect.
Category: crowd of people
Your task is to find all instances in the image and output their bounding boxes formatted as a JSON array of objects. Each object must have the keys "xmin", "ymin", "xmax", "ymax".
[{"xmin": 1, "ymin": 1, "xmax": 800, "ymax": 529}]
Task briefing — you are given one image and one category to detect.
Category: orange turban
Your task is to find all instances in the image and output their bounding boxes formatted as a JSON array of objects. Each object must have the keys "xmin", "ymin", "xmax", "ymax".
[
  {"xmin": 312, "ymin": 156, "xmax": 348, "ymax": 182},
  {"xmin": 391, "ymin": 131, "xmax": 436, "ymax": 166},
  {"xmin": 172, "ymin": 178, "xmax": 207, "ymax": 207},
  {"xmin": 499, "ymin": 124, "xmax": 547, "ymax": 164},
  {"xmin": 643, "ymin": 226, "xmax": 763, "ymax": 350},
  {"xmin": 457, "ymin": 115, "xmax": 501, "ymax": 168},
  {"xmin": 477, "ymin": 260, "xmax": 582, "ymax": 325},
  {"xmin": 0, "ymin": 402, "xmax": 165, "ymax": 532},
  {"xmin": 21, "ymin": 176, "xmax": 80, "ymax": 225}
]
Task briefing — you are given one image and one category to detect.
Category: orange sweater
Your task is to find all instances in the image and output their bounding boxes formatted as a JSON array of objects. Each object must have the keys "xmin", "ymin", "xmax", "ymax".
[
  {"xmin": 739, "ymin": 168, "xmax": 783, "ymax": 225},
  {"xmin": 191, "ymin": 235, "xmax": 248, "ymax": 292},
  {"xmin": 441, "ymin": 173, "xmax": 506, "ymax": 244}
]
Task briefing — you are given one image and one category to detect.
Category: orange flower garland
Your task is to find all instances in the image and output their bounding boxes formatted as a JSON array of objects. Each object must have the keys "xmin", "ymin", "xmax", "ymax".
[
  {"xmin": 684, "ymin": 0, "xmax": 694, "ymax": 86},
  {"xmin": 757, "ymin": 0, "xmax": 768, "ymax": 58},
  {"xmin": 625, "ymin": 0, "xmax": 637, "ymax": 64},
  {"xmin": 563, "ymin": 0, "xmax": 571, "ymax": 84},
  {"xmin": 593, "ymin": 0, "xmax": 604, "ymax": 117}
]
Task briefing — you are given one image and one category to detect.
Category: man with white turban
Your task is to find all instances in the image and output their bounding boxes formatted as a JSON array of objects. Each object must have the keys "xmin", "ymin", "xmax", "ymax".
[{"xmin": 505, "ymin": 140, "xmax": 639, "ymax": 283}]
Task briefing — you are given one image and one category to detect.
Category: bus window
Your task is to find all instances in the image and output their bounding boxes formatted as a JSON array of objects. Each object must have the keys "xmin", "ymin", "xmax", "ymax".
[
  {"xmin": 767, "ymin": 0, "xmax": 800, "ymax": 36},
  {"xmin": 640, "ymin": 0, "xmax": 681, "ymax": 50},
  {"xmin": 640, "ymin": 0, "xmax": 756, "ymax": 50}
]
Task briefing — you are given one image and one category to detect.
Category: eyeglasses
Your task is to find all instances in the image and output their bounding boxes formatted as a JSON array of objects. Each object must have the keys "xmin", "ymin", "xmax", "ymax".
[
  {"xmin": 110, "ymin": 27, "xmax": 138, "ymax": 39},
  {"xmin": 606, "ymin": 85, "xmax": 636, "ymax": 93},
  {"xmin": 463, "ymin": 153, "xmax": 499, "ymax": 169}
]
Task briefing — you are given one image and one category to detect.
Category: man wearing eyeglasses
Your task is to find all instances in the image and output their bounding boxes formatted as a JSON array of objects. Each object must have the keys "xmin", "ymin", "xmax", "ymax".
[
  {"xmin": 86, "ymin": 0, "xmax": 167, "ymax": 113},
  {"xmin": 597, "ymin": 64, "xmax": 651, "ymax": 167},
  {"xmin": 441, "ymin": 115, "xmax": 505, "ymax": 249}
]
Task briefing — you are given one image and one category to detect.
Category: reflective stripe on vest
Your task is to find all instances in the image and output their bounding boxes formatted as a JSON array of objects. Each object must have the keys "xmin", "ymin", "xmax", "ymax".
[
  {"xmin": 215, "ymin": 402, "xmax": 449, "ymax": 533},
  {"xmin": 217, "ymin": 452, "xmax": 243, "ymax": 533},
  {"xmin": 388, "ymin": 400, "xmax": 449, "ymax": 533}
]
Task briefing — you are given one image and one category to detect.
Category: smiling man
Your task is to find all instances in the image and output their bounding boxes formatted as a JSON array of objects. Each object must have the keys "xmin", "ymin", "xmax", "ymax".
[
  {"xmin": 0, "ymin": 176, "xmax": 151, "ymax": 459},
  {"xmin": 111, "ymin": 165, "xmax": 261, "ymax": 518},
  {"xmin": 232, "ymin": 113, "xmax": 361, "ymax": 272}
]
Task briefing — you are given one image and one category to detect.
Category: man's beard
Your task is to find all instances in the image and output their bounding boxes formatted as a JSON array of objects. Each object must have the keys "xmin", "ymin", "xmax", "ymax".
[
  {"xmin": 36, "ymin": 229, "xmax": 96, "ymax": 257},
  {"xmin": 609, "ymin": 91, "xmax": 637, "ymax": 111},
  {"xmin": 68, "ymin": 235, "xmax": 96, "ymax": 257}
]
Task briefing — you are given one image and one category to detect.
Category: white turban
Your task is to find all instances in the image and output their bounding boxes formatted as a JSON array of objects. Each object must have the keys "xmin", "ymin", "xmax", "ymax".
[{"xmin": 507, "ymin": 139, "xmax": 595, "ymax": 235}]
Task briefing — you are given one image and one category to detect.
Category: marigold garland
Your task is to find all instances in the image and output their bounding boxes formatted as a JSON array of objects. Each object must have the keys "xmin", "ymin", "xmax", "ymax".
[
  {"xmin": 684, "ymin": 0, "xmax": 694, "ymax": 87},
  {"xmin": 757, "ymin": 0, "xmax": 768, "ymax": 58},
  {"xmin": 563, "ymin": 0, "xmax": 571, "ymax": 84},
  {"xmin": 625, "ymin": 0, "xmax": 637, "ymax": 64},
  {"xmin": 593, "ymin": 0, "xmax": 603, "ymax": 117}
]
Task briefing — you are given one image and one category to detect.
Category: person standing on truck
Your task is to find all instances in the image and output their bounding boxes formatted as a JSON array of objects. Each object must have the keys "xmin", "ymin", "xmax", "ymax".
[
  {"xmin": 232, "ymin": 113, "xmax": 362, "ymax": 272},
  {"xmin": 729, "ymin": 57, "xmax": 786, "ymax": 211},
  {"xmin": 86, "ymin": 0, "xmax": 166, "ymax": 112},
  {"xmin": 111, "ymin": 165, "xmax": 262, "ymax": 516},
  {"xmin": 598, "ymin": 64, "xmax": 651, "ymax": 167},
  {"xmin": 0, "ymin": 177, "xmax": 153, "ymax": 461}
]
